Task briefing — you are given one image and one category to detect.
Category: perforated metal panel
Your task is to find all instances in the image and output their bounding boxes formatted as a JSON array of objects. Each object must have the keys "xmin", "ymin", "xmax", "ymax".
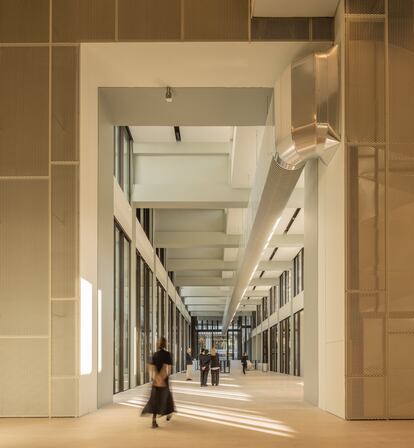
[
  {"xmin": 52, "ymin": 377, "xmax": 77, "ymax": 417},
  {"xmin": 346, "ymin": 145, "xmax": 385, "ymax": 291},
  {"xmin": 251, "ymin": 17, "xmax": 310, "ymax": 41},
  {"xmin": 52, "ymin": 0, "xmax": 116, "ymax": 42},
  {"xmin": 0, "ymin": 180, "xmax": 49, "ymax": 336},
  {"xmin": 52, "ymin": 166, "xmax": 79, "ymax": 298},
  {"xmin": 118, "ymin": 0, "xmax": 181, "ymax": 41},
  {"xmin": 0, "ymin": 47, "xmax": 49, "ymax": 176},
  {"xmin": 346, "ymin": 0, "xmax": 414, "ymax": 420},
  {"xmin": 52, "ymin": 301, "xmax": 77, "ymax": 376},
  {"xmin": 0, "ymin": 339, "xmax": 49, "ymax": 416},
  {"xmin": 0, "ymin": 0, "xmax": 49, "ymax": 43},
  {"xmin": 345, "ymin": 0, "xmax": 385, "ymax": 14},
  {"xmin": 52, "ymin": 46, "xmax": 79, "ymax": 161},
  {"xmin": 184, "ymin": 0, "xmax": 249, "ymax": 41},
  {"xmin": 346, "ymin": 20, "xmax": 385, "ymax": 144}
]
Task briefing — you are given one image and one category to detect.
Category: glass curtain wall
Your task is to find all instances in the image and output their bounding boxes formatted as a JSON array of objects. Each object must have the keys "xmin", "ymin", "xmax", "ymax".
[
  {"xmin": 168, "ymin": 297, "xmax": 174, "ymax": 358},
  {"xmin": 175, "ymin": 310, "xmax": 181, "ymax": 372},
  {"xmin": 279, "ymin": 270, "xmax": 291, "ymax": 307},
  {"xmin": 270, "ymin": 324, "xmax": 278, "ymax": 372},
  {"xmin": 293, "ymin": 249, "xmax": 304, "ymax": 297},
  {"xmin": 293, "ymin": 310, "xmax": 304, "ymax": 376},
  {"xmin": 114, "ymin": 223, "xmax": 131, "ymax": 394},
  {"xmin": 136, "ymin": 253, "xmax": 153, "ymax": 385},
  {"xmin": 280, "ymin": 317, "xmax": 291, "ymax": 374},
  {"xmin": 181, "ymin": 314, "xmax": 185, "ymax": 371},
  {"xmin": 262, "ymin": 329, "xmax": 269, "ymax": 364},
  {"xmin": 157, "ymin": 283, "xmax": 166, "ymax": 339},
  {"xmin": 114, "ymin": 126, "xmax": 132, "ymax": 201}
]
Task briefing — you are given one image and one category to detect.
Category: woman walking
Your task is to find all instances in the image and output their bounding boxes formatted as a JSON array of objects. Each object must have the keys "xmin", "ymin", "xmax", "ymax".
[
  {"xmin": 210, "ymin": 347, "xmax": 220, "ymax": 386},
  {"xmin": 141, "ymin": 337, "xmax": 175, "ymax": 428},
  {"xmin": 241, "ymin": 352, "xmax": 248, "ymax": 375}
]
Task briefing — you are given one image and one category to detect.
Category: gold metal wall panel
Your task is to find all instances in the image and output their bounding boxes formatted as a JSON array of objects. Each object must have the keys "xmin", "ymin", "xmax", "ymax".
[
  {"xmin": 347, "ymin": 377, "xmax": 386, "ymax": 419},
  {"xmin": 311, "ymin": 17, "xmax": 335, "ymax": 41},
  {"xmin": 346, "ymin": 293, "xmax": 385, "ymax": 377},
  {"xmin": 387, "ymin": 2, "xmax": 414, "ymax": 417},
  {"xmin": 183, "ymin": 0, "xmax": 249, "ymax": 41},
  {"xmin": 388, "ymin": 144, "xmax": 414, "ymax": 313},
  {"xmin": 0, "ymin": 47, "xmax": 49, "ymax": 176},
  {"xmin": 0, "ymin": 180, "xmax": 49, "ymax": 336},
  {"xmin": 347, "ymin": 145, "xmax": 385, "ymax": 291},
  {"xmin": 346, "ymin": 20, "xmax": 385, "ymax": 144},
  {"xmin": 0, "ymin": 339, "xmax": 49, "ymax": 416},
  {"xmin": 51, "ymin": 377, "xmax": 77, "ymax": 416},
  {"xmin": 52, "ymin": 0, "xmax": 115, "ymax": 42},
  {"xmin": 345, "ymin": 0, "xmax": 385, "ymax": 14},
  {"xmin": 52, "ymin": 46, "xmax": 79, "ymax": 161},
  {"xmin": 118, "ymin": 0, "xmax": 181, "ymax": 41},
  {"xmin": 0, "ymin": 0, "xmax": 49, "ymax": 43},
  {"xmin": 52, "ymin": 301, "xmax": 76, "ymax": 376},
  {"xmin": 389, "ymin": 1, "xmax": 414, "ymax": 143},
  {"xmin": 251, "ymin": 17, "xmax": 310, "ymax": 41},
  {"xmin": 52, "ymin": 166, "xmax": 79, "ymax": 298}
]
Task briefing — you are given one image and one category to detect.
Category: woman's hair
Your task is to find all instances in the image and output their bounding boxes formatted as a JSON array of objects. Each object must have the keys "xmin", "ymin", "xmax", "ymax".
[
  {"xmin": 211, "ymin": 347, "xmax": 217, "ymax": 356},
  {"xmin": 158, "ymin": 337, "xmax": 167, "ymax": 349}
]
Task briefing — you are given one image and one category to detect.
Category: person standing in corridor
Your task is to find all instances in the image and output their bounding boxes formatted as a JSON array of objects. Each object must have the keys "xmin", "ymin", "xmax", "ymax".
[
  {"xmin": 200, "ymin": 348, "xmax": 211, "ymax": 386},
  {"xmin": 141, "ymin": 337, "xmax": 175, "ymax": 428},
  {"xmin": 241, "ymin": 352, "xmax": 248, "ymax": 375},
  {"xmin": 185, "ymin": 347, "xmax": 193, "ymax": 381},
  {"xmin": 210, "ymin": 347, "xmax": 220, "ymax": 386}
]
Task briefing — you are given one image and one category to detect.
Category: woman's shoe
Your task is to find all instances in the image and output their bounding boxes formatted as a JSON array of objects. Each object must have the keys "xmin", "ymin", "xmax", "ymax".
[{"xmin": 152, "ymin": 421, "xmax": 159, "ymax": 429}]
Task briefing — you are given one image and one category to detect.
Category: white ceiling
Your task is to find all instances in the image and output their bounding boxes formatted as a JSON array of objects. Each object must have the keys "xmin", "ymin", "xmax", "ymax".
[{"xmin": 252, "ymin": 0, "xmax": 339, "ymax": 17}]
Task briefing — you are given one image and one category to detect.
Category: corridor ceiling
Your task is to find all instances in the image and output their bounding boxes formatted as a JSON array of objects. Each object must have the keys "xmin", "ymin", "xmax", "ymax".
[{"xmin": 131, "ymin": 125, "xmax": 304, "ymax": 319}]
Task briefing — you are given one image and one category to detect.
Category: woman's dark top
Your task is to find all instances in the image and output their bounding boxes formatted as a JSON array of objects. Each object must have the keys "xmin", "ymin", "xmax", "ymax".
[
  {"xmin": 152, "ymin": 349, "xmax": 172, "ymax": 373},
  {"xmin": 210, "ymin": 354, "xmax": 220, "ymax": 369},
  {"xmin": 200, "ymin": 353, "xmax": 211, "ymax": 369},
  {"xmin": 186, "ymin": 352, "xmax": 193, "ymax": 365},
  {"xmin": 241, "ymin": 355, "xmax": 248, "ymax": 366}
]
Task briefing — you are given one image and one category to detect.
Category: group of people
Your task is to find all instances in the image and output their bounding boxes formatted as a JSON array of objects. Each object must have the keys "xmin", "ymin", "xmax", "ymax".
[
  {"xmin": 142, "ymin": 337, "xmax": 250, "ymax": 428},
  {"xmin": 198, "ymin": 347, "xmax": 221, "ymax": 386}
]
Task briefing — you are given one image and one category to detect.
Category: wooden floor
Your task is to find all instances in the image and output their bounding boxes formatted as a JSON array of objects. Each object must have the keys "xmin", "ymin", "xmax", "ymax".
[{"xmin": 2, "ymin": 366, "xmax": 414, "ymax": 448}]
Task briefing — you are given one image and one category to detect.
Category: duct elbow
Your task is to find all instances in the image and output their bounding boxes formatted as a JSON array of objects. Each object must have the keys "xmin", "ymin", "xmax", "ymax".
[{"xmin": 275, "ymin": 45, "xmax": 341, "ymax": 171}]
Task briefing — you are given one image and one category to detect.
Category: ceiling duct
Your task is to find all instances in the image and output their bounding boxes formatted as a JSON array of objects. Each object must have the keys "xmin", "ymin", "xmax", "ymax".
[{"xmin": 223, "ymin": 45, "xmax": 340, "ymax": 332}]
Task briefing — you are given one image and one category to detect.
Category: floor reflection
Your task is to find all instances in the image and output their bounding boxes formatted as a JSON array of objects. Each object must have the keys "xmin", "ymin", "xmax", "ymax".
[{"xmin": 116, "ymin": 376, "xmax": 295, "ymax": 438}]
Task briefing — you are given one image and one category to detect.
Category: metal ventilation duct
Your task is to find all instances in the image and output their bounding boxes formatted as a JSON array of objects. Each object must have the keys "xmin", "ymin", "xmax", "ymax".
[{"xmin": 223, "ymin": 45, "xmax": 340, "ymax": 332}]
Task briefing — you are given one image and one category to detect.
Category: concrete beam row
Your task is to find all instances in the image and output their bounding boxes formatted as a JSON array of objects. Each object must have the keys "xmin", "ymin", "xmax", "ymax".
[
  {"xmin": 167, "ymin": 259, "xmax": 292, "ymax": 272},
  {"xmin": 175, "ymin": 276, "xmax": 277, "ymax": 287},
  {"xmin": 155, "ymin": 232, "xmax": 303, "ymax": 249}
]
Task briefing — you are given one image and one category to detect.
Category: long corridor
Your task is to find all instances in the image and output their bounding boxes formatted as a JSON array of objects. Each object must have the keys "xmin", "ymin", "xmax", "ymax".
[{"xmin": 2, "ymin": 366, "xmax": 414, "ymax": 448}]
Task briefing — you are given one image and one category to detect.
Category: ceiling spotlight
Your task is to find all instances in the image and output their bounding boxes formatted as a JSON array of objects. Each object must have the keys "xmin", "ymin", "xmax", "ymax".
[{"xmin": 165, "ymin": 86, "xmax": 173, "ymax": 103}]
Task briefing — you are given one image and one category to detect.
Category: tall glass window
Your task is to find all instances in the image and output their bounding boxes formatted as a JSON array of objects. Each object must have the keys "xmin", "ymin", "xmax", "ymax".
[
  {"xmin": 114, "ymin": 223, "xmax": 131, "ymax": 393},
  {"xmin": 293, "ymin": 309, "xmax": 304, "ymax": 377},
  {"xmin": 279, "ymin": 270, "xmax": 291, "ymax": 308},
  {"xmin": 270, "ymin": 324, "xmax": 278, "ymax": 372},
  {"xmin": 168, "ymin": 297, "xmax": 174, "ymax": 355},
  {"xmin": 279, "ymin": 317, "xmax": 291, "ymax": 374},
  {"xmin": 293, "ymin": 248, "xmax": 304, "ymax": 297},
  {"xmin": 262, "ymin": 329, "xmax": 269, "ymax": 364},
  {"xmin": 114, "ymin": 126, "xmax": 132, "ymax": 202}
]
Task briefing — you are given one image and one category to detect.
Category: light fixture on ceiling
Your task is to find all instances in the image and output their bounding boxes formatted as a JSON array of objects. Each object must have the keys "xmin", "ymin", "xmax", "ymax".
[{"xmin": 165, "ymin": 86, "xmax": 173, "ymax": 103}]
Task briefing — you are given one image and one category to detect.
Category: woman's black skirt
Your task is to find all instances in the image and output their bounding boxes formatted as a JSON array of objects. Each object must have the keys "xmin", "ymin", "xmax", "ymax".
[{"xmin": 141, "ymin": 386, "xmax": 175, "ymax": 417}]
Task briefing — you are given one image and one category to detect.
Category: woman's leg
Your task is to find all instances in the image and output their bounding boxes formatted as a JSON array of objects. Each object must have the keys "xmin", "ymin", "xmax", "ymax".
[{"xmin": 152, "ymin": 413, "xmax": 158, "ymax": 428}]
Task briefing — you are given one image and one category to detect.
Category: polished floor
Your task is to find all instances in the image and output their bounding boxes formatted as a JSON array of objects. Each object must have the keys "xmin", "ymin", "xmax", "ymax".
[{"xmin": 2, "ymin": 366, "xmax": 414, "ymax": 448}]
